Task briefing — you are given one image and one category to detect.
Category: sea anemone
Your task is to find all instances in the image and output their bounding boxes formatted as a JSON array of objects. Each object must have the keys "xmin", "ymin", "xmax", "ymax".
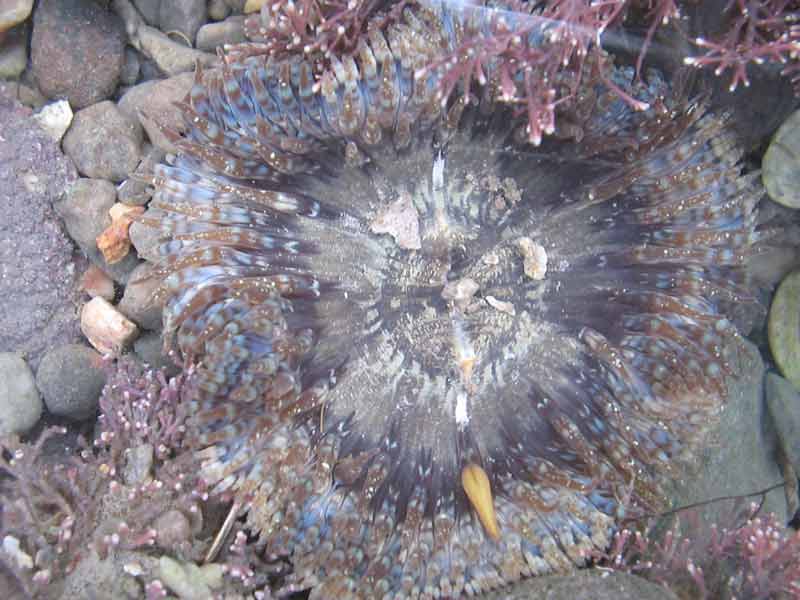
[{"xmin": 140, "ymin": 0, "xmax": 762, "ymax": 597}]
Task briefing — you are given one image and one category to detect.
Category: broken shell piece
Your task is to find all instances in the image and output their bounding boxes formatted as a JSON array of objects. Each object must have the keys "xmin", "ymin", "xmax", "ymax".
[
  {"xmin": 370, "ymin": 193, "xmax": 422, "ymax": 250},
  {"xmin": 515, "ymin": 237, "xmax": 548, "ymax": 280},
  {"xmin": 96, "ymin": 204, "xmax": 145, "ymax": 264},
  {"xmin": 442, "ymin": 277, "xmax": 479, "ymax": 309},
  {"xmin": 81, "ymin": 297, "xmax": 139, "ymax": 355}
]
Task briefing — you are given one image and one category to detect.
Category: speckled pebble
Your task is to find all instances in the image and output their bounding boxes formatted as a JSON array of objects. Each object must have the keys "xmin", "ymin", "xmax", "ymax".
[
  {"xmin": 0, "ymin": 353, "xmax": 42, "ymax": 436},
  {"xmin": 35, "ymin": 343, "xmax": 106, "ymax": 421},
  {"xmin": 63, "ymin": 101, "xmax": 143, "ymax": 182}
]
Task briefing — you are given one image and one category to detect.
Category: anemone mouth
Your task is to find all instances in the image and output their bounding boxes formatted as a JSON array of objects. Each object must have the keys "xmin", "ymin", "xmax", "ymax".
[{"xmin": 142, "ymin": 2, "xmax": 761, "ymax": 595}]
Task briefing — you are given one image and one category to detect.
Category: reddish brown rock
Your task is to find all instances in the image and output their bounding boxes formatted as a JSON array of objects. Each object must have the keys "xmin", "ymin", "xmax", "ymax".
[{"xmin": 31, "ymin": 0, "xmax": 125, "ymax": 109}]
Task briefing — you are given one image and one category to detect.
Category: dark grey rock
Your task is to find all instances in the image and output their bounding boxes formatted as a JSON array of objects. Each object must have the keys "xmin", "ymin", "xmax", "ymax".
[
  {"xmin": 0, "ymin": 92, "xmax": 80, "ymax": 369},
  {"xmin": 56, "ymin": 177, "xmax": 140, "ymax": 284},
  {"xmin": 766, "ymin": 372, "xmax": 800, "ymax": 476},
  {"xmin": 118, "ymin": 262, "xmax": 162, "ymax": 331},
  {"xmin": 36, "ymin": 343, "xmax": 106, "ymax": 420},
  {"xmin": 482, "ymin": 572, "xmax": 679, "ymax": 600},
  {"xmin": 0, "ymin": 353, "xmax": 42, "ymax": 436},
  {"xmin": 196, "ymin": 16, "xmax": 245, "ymax": 52},
  {"xmin": 63, "ymin": 101, "xmax": 143, "ymax": 182},
  {"xmin": 31, "ymin": 0, "xmax": 126, "ymax": 109},
  {"xmin": 159, "ymin": 0, "xmax": 206, "ymax": 45}
]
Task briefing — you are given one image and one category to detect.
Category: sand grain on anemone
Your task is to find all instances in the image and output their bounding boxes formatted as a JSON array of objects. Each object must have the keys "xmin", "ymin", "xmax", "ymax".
[{"xmin": 141, "ymin": 1, "xmax": 763, "ymax": 597}]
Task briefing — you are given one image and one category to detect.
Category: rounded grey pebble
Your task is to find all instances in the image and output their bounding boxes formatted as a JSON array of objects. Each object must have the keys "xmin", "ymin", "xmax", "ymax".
[
  {"xmin": 0, "ymin": 353, "xmax": 42, "ymax": 436},
  {"xmin": 62, "ymin": 101, "xmax": 143, "ymax": 182},
  {"xmin": 36, "ymin": 344, "xmax": 107, "ymax": 421},
  {"xmin": 134, "ymin": 331, "xmax": 178, "ymax": 376}
]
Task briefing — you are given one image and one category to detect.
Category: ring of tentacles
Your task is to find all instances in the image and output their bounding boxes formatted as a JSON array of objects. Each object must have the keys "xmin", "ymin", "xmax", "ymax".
[{"xmin": 141, "ymin": 2, "xmax": 761, "ymax": 597}]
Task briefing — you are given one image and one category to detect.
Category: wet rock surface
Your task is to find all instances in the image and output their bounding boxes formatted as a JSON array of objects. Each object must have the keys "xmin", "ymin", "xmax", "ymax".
[
  {"xmin": 664, "ymin": 338, "xmax": 788, "ymax": 525},
  {"xmin": 0, "ymin": 92, "xmax": 80, "ymax": 370}
]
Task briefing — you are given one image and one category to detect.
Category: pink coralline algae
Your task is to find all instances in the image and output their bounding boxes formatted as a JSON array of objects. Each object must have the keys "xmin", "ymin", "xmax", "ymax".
[{"xmin": 137, "ymin": 0, "xmax": 770, "ymax": 597}]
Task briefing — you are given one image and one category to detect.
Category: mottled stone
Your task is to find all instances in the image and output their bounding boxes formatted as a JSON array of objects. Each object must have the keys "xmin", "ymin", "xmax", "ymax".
[
  {"xmin": 31, "ymin": 0, "xmax": 125, "ymax": 109},
  {"xmin": 0, "ymin": 92, "xmax": 79, "ymax": 369},
  {"xmin": 62, "ymin": 101, "xmax": 143, "ymax": 182},
  {"xmin": 0, "ymin": 353, "xmax": 42, "ymax": 435},
  {"xmin": 36, "ymin": 343, "xmax": 106, "ymax": 420}
]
